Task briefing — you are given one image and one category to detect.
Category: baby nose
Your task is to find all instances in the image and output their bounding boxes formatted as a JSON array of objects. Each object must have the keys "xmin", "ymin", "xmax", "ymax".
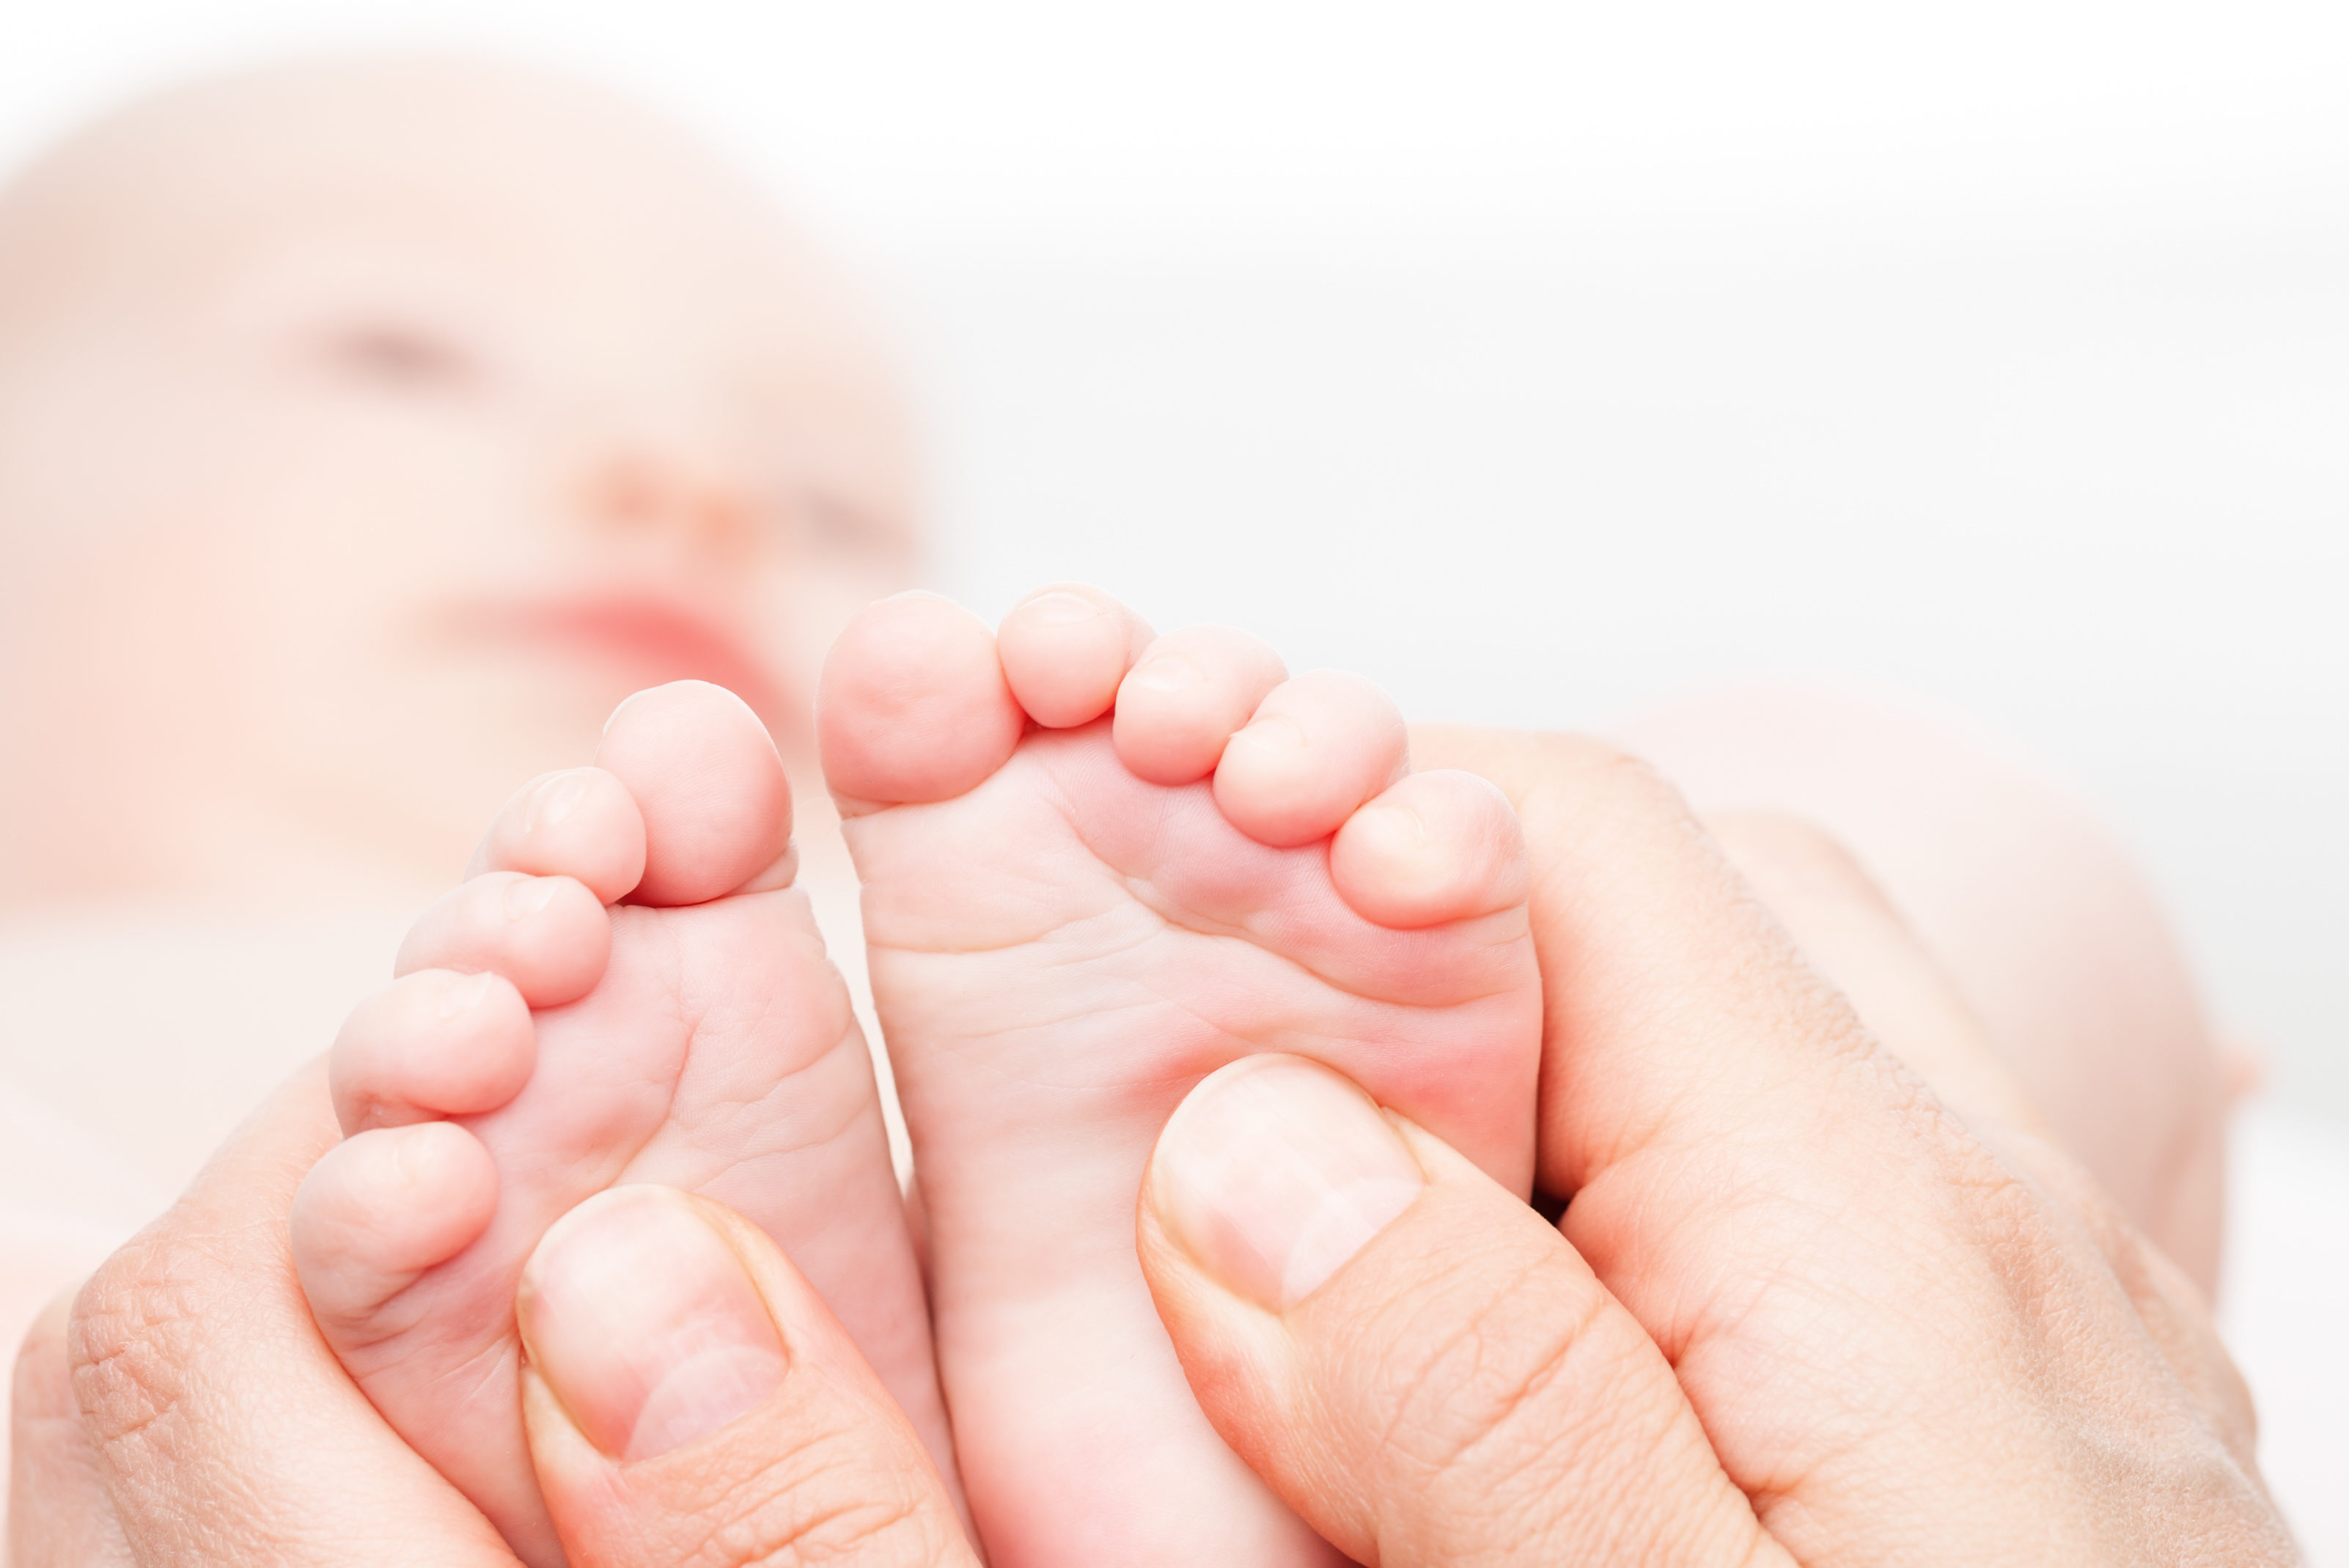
[{"xmin": 580, "ymin": 449, "xmax": 765, "ymax": 563}]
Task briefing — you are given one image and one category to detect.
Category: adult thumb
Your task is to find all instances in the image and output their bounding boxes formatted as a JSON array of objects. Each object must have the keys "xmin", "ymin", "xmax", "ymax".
[
  {"xmin": 1139, "ymin": 1056, "xmax": 1787, "ymax": 1568},
  {"xmin": 517, "ymin": 1185, "xmax": 974, "ymax": 1568}
]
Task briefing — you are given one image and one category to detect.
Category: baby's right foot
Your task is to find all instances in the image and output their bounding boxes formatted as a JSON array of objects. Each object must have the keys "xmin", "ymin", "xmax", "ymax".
[
  {"xmin": 819, "ymin": 586, "xmax": 1545, "ymax": 1566},
  {"xmin": 291, "ymin": 682, "xmax": 948, "ymax": 1567}
]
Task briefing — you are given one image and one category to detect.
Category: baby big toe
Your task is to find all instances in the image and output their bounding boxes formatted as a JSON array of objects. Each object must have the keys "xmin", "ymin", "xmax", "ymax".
[
  {"xmin": 598, "ymin": 681, "xmax": 795, "ymax": 906},
  {"xmin": 1213, "ymin": 669, "xmax": 1408, "ymax": 847},
  {"xmin": 1330, "ymin": 770, "xmax": 1531, "ymax": 928},
  {"xmin": 463, "ymin": 682, "xmax": 794, "ymax": 911},
  {"xmin": 292, "ymin": 1121, "xmax": 499, "ymax": 1338},
  {"xmin": 819, "ymin": 592, "xmax": 1025, "ymax": 807}
]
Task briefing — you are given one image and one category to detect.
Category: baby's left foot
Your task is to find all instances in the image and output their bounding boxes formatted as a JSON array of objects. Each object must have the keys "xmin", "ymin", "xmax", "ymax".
[
  {"xmin": 820, "ymin": 586, "xmax": 1545, "ymax": 1565},
  {"xmin": 291, "ymin": 682, "xmax": 948, "ymax": 1567}
]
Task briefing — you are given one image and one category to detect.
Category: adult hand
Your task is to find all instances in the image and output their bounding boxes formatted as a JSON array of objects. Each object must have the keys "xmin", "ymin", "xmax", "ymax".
[
  {"xmin": 8, "ymin": 1063, "xmax": 971, "ymax": 1568},
  {"xmin": 1137, "ymin": 730, "xmax": 2295, "ymax": 1566},
  {"xmin": 12, "ymin": 732, "xmax": 2298, "ymax": 1567}
]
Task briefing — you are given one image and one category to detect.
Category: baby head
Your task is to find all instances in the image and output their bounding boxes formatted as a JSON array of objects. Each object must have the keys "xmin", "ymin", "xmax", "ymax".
[{"xmin": 0, "ymin": 58, "xmax": 916, "ymax": 909}]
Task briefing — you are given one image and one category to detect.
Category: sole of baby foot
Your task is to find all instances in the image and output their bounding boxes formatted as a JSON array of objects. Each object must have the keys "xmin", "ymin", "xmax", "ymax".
[
  {"xmin": 818, "ymin": 587, "xmax": 1542, "ymax": 1567},
  {"xmin": 294, "ymin": 681, "xmax": 952, "ymax": 1567}
]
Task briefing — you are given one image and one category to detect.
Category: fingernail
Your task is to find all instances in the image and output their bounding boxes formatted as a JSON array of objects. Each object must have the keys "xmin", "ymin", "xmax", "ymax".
[
  {"xmin": 435, "ymin": 970, "xmax": 499, "ymax": 1020},
  {"xmin": 1150, "ymin": 1057, "xmax": 1425, "ymax": 1310},
  {"xmin": 1022, "ymin": 589, "xmax": 1106, "ymax": 625},
  {"xmin": 528, "ymin": 770, "xmax": 594, "ymax": 833},
  {"xmin": 518, "ymin": 1187, "xmax": 787, "ymax": 1461},
  {"xmin": 503, "ymin": 876, "xmax": 559, "ymax": 920}
]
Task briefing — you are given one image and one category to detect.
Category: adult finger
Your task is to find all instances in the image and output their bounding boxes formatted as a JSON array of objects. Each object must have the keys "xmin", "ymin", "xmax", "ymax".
[
  {"xmin": 1697, "ymin": 809, "xmax": 2050, "ymax": 1141},
  {"xmin": 9, "ymin": 1290, "xmax": 131, "ymax": 1567},
  {"xmin": 1138, "ymin": 1055, "xmax": 1786, "ymax": 1568},
  {"xmin": 521, "ymin": 1185, "xmax": 977, "ymax": 1568},
  {"xmin": 64, "ymin": 1061, "xmax": 517, "ymax": 1565},
  {"xmin": 1408, "ymin": 729, "xmax": 1917, "ymax": 1191},
  {"xmin": 1702, "ymin": 811, "xmax": 2263, "ymax": 1457},
  {"xmin": 1405, "ymin": 726, "xmax": 2288, "ymax": 1560}
]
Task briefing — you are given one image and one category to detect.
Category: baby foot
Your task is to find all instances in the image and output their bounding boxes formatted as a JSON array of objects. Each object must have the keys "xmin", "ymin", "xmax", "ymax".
[
  {"xmin": 291, "ymin": 682, "xmax": 951, "ymax": 1568},
  {"xmin": 818, "ymin": 587, "xmax": 1543, "ymax": 1566}
]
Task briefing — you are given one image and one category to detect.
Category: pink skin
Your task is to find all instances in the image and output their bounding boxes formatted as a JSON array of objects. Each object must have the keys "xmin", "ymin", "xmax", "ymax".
[
  {"xmin": 0, "ymin": 60, "xmax": 916, "ymax": 920},
  {"xmin": 1600, "ymin": 688, "xmax": 2234, "ymax": 1297},
  {"xmin": 0, "ymin": 58, "xmax": 920, "ymax": 1280},
  {"xmin": 818, "ymin": 584, "xmax": 1545, "ymax": 1567},
  {"xmin": 290, "ymin": 681, "xmax": 950, "ymax": 1568}
]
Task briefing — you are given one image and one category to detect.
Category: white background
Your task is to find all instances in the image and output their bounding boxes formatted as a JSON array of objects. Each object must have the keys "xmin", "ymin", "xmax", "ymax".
[
  {"xmin": 10, "ymin": 1, "xmax": 2342, "ymax": 1120},
  {"xmin": 4, "ymin": 2, "xmax": 2348, "ymax": 1554}
]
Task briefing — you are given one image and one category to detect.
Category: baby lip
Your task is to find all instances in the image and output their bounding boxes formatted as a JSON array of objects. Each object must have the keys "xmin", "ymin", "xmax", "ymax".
[{"xmin": 454, "ymin": 592, "xmax": 784, "ymax": 716}]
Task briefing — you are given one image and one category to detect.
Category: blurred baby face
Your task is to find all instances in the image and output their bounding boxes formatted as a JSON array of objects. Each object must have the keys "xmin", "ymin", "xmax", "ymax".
[{"xmin": 0, "ymin": 64, "xmax": 915, "ymax": 895}]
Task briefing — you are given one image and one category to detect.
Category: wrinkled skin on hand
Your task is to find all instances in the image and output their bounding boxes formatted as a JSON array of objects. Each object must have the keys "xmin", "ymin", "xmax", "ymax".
[{"xmin": 1136, "ymin": 729, "xmax": 2290, "ymax": 1567}]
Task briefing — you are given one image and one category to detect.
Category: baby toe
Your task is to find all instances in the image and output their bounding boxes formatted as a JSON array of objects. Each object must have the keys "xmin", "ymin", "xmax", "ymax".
[
  {"xmin": 1213, "ymin": 670, "xmax": 1408, "ymax": 847},
  {"xmin": 819, "ymin": 592, "xmax": 1025, "ymax": 808},
  {"xmin": 394, "ymin": 872, "xmax": 610, "ymax": 1007},
  {"xmin": 292, "ymin": 1122, "xmax": 499, "ymax": 1337},
  {"xmin": 1112, "ymin": 625, "xmax": 1289, "ymax": 785},
  {"xmin": 998, "ymin": 584, "xmax": 1153, "ymax": 729},
  {"xmin": 466, "ymin": 767, "xmax": 647, "ymax": 905},
  {"xmin": 331, "ymin": 969, "xmax": 537, "ymax": 1135},
  {"xmin": 598, "ymin": 682, "xmax": 794, "ymax": 907},
  {"xmin": 1329, "ymin": 770, "xmax": 1532, "ymax": 928}
]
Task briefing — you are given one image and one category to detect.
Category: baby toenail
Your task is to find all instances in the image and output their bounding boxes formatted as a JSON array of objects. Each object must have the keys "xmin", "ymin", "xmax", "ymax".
[
  {"xmin": 1022, "ymin": 590, "xmax": 1106, "ymax": 625},
  {"xmin": 1238, "ymin": 714, "xmax": 1309, "ymax": 751},
  {"xmin": 389, "ymin": 1124, "xmax": 451, "ymax": 1189},
  {"xmin": 527, "ymin": 770, "xmax": 594, "ymax": 833},
  {"xmin": 1353, "ymin": 802, "xmax": 1429, "ymax": 851},
  {"xmin": 1149, "ymin": 1056, "xmax": 1425, "ymax": 1311},
  {"xmin": 1126, "ymin": 655, "xmax": 1205, "ymax": 694},
  {"xmin": 503, "ymin": 877, "xmax": 561, "ymax": 921},
  {"xmin": 436, "ymin": 970, "xmax": 499, "ymax": 1020}
]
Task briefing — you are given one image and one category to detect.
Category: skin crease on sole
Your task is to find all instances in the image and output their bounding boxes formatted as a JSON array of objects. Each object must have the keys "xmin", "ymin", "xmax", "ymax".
[
  {"xmin": 290, "ymin": 681, "xmax": 954, "ymax": 1568},
  {"xmin": 817, "ymin": 585, "xmax": 1545, "ymax": 1567}
]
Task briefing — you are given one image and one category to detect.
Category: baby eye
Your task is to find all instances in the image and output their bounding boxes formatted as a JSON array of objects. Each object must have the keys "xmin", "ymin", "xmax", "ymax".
[{"xmin": 313, "ymin": 318, "xmax": 482, "ymax": 394}]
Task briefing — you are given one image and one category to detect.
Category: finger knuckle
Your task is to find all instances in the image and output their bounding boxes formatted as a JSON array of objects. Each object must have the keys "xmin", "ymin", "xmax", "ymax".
[
  {"xmin": 1555, "ymin": 737, "xmax": 1682, "ymax": 811},
  {"xmin": 67, "ymin": 1224, "xmax": 200, "ymax": 1457},
  {"xmin": 693, "ymin": 1490, "xmax": 939, "ymax": 1568},
  {"xmin": 1353, "ymin": 1240, "xmax": 1653, "ymax": 1550},
  {"xmin": 669, "ymin": 1416, "xmax": 957, "ymax": 1568}
]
